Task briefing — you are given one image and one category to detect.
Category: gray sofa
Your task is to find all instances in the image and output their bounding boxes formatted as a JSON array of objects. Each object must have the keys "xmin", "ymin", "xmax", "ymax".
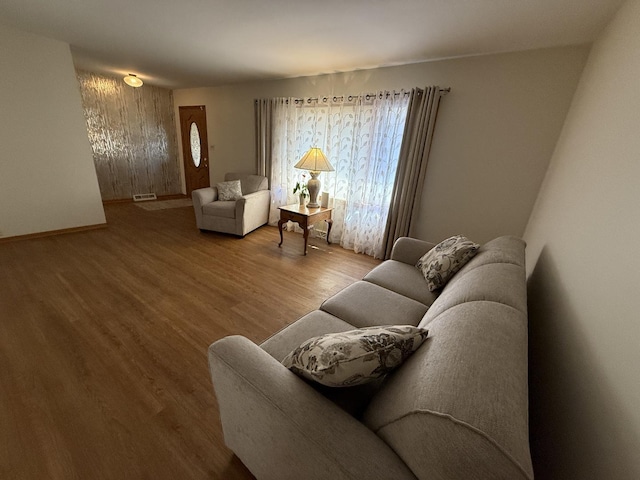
[
  {"xmin": 208, "ymin": 235, "xmax": 533, "ymax": 480},
  {"xmin": 192, "ymin": 173, "xmax": 270, "ymax": 236}
]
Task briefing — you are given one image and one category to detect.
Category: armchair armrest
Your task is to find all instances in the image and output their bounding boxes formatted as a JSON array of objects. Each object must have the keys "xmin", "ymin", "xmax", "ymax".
[
  {"xmin": 208, "ymin": 336, "xmax": 416, "ymax": 480},
  {"xmin": 235, "ymin": 189, "xmax": 270, "ymax": 210},
  {"xmin": 235, "ymin": 189, "xmax": 270, "ymax": 235},
  {"xmin": 390, "ymin": 237, "xmax": 436, "ymax": 265},
  {"xmin": 192, "ymin": 187, "xmax": 218, "ymax": 229},
  {"xmin": 192, "ymin": 187, "xmax": 217, "ymax": 208}
]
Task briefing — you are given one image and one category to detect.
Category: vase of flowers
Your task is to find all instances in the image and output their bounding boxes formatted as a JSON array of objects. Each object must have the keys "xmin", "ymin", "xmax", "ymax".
[{"xmin": 293, "ymin": 179, "xmax": 309, "ymax": 206}]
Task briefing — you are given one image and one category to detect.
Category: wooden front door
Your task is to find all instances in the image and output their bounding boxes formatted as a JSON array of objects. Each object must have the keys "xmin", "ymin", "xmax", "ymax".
[{"xmin": 179, "ymin": 106, "xmax": 210, "ymax": 194}]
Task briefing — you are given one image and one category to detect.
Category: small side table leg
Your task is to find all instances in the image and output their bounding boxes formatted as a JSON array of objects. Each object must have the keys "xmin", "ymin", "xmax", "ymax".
[
  {"xmin": 326, "ymin": 219, "xmax": 333, "ymax": 244},
  {"xmin": 278, "ymin": 219, "xmax": 285, "ymax": 247},
  {"xmin": 303, "ymin": 225, "xmax": 310, "ymax": 255}
]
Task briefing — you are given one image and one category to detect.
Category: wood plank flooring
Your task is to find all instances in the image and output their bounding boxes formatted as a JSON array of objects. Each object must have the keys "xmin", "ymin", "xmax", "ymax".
[{"xmin": 0, "ymin": 203, "xmax": 379, "ymax": 480}]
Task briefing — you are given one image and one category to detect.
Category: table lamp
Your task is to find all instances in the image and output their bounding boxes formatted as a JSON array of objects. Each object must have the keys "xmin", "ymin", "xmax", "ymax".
[{"xmin": 294, "ymin": 147, "xmax": 334, "ymax": 208}]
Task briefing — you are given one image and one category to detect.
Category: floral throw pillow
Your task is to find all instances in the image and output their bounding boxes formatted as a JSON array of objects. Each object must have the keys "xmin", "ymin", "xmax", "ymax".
[
  {"xmin": 281, "ymin": 325, "xmax": 429, "ymax": 387},
  {"xmin": 216, "ymin": 180, "xmax": 243, "ymax": 201},
  {"xmin": 416, "ymin": 235, "xmax": 480, "ymax": 291}
]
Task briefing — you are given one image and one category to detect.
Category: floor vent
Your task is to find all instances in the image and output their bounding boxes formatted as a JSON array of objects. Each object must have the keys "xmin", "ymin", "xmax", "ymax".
[{"xmin": 133, "ymin": 193, "xmax": 157, "ymax": 202}]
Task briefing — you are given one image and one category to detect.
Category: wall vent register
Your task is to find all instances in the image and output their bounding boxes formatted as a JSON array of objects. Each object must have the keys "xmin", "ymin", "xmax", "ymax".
[{"xmin": 133, "ymin": 193, "xmax": 157, "ymax": 202}]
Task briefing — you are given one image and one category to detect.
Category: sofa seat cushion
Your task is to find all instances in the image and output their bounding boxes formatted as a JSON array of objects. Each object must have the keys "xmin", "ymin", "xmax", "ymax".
[
  {"xmin": 261, "ymin": 310, "xmax": 354, "ymax": 362},
  {"xmin": 364, "ymin": 260, "xmax": 439, "ymax": 307},
  {"xmin": 202, "ymin": 200, "xmax": 236, "ymax": 219},
  {"xmin": 321, "ymin": 281, "xmax": 428, "ymax": 329}
]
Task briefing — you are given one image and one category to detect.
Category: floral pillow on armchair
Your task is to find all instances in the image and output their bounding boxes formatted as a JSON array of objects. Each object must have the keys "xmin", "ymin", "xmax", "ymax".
[{"xmin": 216, "ymin": 179, "xmax": 243, "ymax": 201}]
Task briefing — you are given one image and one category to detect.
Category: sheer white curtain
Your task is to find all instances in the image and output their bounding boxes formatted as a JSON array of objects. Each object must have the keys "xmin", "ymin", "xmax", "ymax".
[{"xmin": 269, "ymin": 93, "xmax": 409, "ymax": 258}]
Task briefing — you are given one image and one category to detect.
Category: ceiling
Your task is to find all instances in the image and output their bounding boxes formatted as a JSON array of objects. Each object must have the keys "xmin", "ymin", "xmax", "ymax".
[{"xmin": 0, "ymin": 0, "xmax": 625, "ymax": 89}]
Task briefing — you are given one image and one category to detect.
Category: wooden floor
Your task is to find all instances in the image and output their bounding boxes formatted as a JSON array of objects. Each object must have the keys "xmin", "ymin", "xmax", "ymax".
[{"xmin": 0, "ymin": 203, "xmax": 379, "ymax": 480}]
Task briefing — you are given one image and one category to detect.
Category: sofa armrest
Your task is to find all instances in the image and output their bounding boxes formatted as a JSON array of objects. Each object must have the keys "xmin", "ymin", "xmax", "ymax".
[
  {"xmin": 209, "ymin": 336, "xmax": 416, "ymax": 480},
  {"xmin": 390, "ymin": 237, "xmax": 436, "ymax": 265}
]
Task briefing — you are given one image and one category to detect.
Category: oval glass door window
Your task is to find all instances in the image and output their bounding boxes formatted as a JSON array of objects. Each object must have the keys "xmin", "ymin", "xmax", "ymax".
[{"xmin": 189, "ymin": 122, "xmax": 202, "ymax": 167}]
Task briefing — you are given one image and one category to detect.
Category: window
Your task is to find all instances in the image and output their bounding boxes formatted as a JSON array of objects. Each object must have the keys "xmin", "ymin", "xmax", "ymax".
[{"xmin": 270, "ymin": 93, "xmax": 409, "ymax": 257}]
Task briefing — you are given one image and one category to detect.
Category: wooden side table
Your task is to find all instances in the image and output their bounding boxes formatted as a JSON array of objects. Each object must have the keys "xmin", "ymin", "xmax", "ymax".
[{"xmin": 278, "ymin": 204, "xmax": 333, "ymax": 255}]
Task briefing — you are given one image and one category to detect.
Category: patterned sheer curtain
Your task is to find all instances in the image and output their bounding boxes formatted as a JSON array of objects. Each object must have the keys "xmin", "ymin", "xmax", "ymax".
[{"xmin": 269, "ymin": 92, "xmax": 410, "ymax": 258}]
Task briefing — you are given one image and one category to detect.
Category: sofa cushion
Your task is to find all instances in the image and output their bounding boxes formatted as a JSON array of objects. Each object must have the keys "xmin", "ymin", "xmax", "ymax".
[
  {"xmin": 423, "ymin": 263, "xmax": 527, "ymax": 325},
  {"xmin": 421, "ymin": 236, "xmax": 527, "ymax": 326},
  {"xmin": 261, "ymin": 310, "xmax": 384, "ymax": 418},
  {"xmin": 456, "ymin": 235, "xmax": 525, "ymax": 271},
  {"xmin": 364, "ymin": 260, "xmax": 439, "ymax": 307},
  {"xmin": 363, "ymin": 302, "xmax": 533, "ymax": 480},
  {"xmin": 416, "ymin": 235, "xmax": 479, "ymax": 291},
  {"xmin": 282, "ymin": 325, "xmax": 429, "ymax": 387},
  {"xmin": 202, "ymin": 200, "xmax": 236, "ymax": 219},
  {"xmin": 261, "ymin": 310, "xmax": 354, "ymax": 362},
  {"xmin": 217, "ymin": 179, "xmax": 243, "ymax": 201},
  {"xmin": 321, "ymin": 281, "xmax": 428, "ymax": 328}
]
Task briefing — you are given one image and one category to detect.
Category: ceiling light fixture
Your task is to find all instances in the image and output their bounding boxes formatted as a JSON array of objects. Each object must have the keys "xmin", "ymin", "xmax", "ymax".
[{"xmin": 123, "ymin": 74, "xmax": 143, "ymax": 88}]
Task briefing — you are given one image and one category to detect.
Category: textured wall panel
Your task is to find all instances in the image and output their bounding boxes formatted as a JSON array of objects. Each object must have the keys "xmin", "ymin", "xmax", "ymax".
[{"xmin": 76, "ymin": 70, "xmax": 181, "ymax": 201}]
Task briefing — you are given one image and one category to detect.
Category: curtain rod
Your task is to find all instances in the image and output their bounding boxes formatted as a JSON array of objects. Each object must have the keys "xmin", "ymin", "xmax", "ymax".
[{"xmin": 255, "ymin": 87, "xmax": 450, "ymax": 105}]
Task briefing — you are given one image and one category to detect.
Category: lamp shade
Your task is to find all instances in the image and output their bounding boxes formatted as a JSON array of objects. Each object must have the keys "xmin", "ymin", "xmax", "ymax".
[
  {"xmin": 123, "ymin": 74, "xmax": 143, "ymax": 88},
  {"xmin": 294, "ymin": 147, "xmax": 334, "ymax": 172}
]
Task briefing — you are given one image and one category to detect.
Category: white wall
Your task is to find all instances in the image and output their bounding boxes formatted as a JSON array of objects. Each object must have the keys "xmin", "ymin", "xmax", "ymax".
[
  {"xmin": 174, "ymin": 46, "xmax": 588, "ymax": 244},
  {"xmin": 0, "ymin": 25, "xmax": 105, "ymax": 239},
  {"xmin": 524, "ymin": 1, "xmax": 640, "ymax": 478}
]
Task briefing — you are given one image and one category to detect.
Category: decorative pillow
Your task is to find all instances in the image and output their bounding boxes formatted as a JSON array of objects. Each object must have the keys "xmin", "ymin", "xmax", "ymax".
[
  {"xmin": 282, "ymin": 325, "xmax": 429, "ymax": 387},
  {"xmin": 216, "ymin": 180, "xmax": 243, "ymax": 201},
  {"xmin": 416, "ymin": 235, "xmax": 480, "ymax": 291}
]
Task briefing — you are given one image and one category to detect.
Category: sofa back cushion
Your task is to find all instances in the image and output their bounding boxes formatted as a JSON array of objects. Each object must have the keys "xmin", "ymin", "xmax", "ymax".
[
  {"xmin": 361, "ymin": 236, "xmax": 533, "ymax": 480},
  {"xmin": 421, "ymin": 236, "xmax": 527, "ymax": 325}
]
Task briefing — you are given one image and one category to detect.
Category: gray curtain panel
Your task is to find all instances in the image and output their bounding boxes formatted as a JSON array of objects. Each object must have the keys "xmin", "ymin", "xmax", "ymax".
[
  {"xmin": 381, "ymin": 86, "xmax": 443, "ymax": 259},
  {"xmin": 254, "ymin": 98, "xmax": 275, "ymax": 185}
]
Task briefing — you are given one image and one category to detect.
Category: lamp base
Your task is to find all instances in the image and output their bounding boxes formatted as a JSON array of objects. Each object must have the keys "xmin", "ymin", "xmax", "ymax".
[{"xmin": 306, "ymin": 171, "xmax": 321, "ymax": 208}]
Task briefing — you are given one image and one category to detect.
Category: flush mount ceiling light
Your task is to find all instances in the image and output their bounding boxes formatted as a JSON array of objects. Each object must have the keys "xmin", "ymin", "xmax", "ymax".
[{"xmin": 123, "ymin": 74, "xmax": 143, "ymax": 87}]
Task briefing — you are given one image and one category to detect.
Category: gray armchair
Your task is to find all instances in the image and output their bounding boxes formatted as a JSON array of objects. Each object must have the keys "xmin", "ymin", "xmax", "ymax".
[{"xmin": 192, "ymin": 173, "xmax": 270, "ymax": 237}]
